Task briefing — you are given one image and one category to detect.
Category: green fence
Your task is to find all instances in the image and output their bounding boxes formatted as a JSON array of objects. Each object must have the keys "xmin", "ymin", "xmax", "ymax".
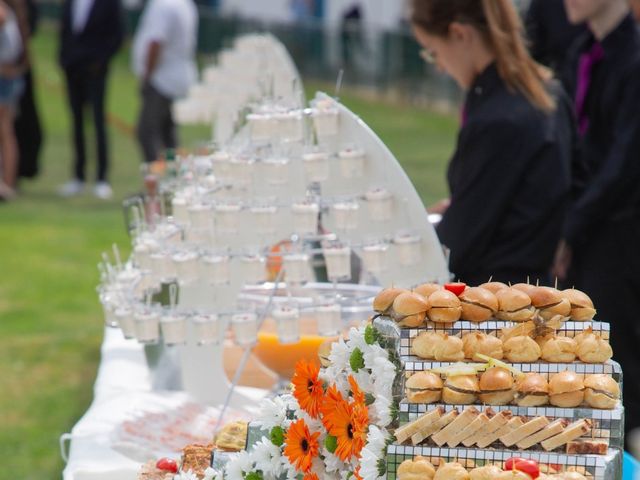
[{"xmin": 39, "ymin": 1, "xmax": 461, "ymax": 107}]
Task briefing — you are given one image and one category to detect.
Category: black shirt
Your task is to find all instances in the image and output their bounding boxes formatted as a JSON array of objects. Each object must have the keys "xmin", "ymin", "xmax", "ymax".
[
  {"xmin": 526, "ymin": 0, "xmax": 587, "ymax": 73},
  {"xmin": 562, "ymin": 15, "xmax": 640, "ymax": 246},
  {"xmin": 436, "ymin": 64, "xmax": 573, "ymax": 285}
]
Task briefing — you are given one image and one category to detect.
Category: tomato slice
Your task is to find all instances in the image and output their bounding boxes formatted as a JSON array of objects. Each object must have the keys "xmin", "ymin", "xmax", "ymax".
[
  {"xmin": 444, "ymin": 282, "xmax": 467, "ymax": 296},
  {"xmin": 156, "ymin": 458, "xmax": 178, "ymax": 473},
  {"xmin": 505, "ymin": 457, "xmax": 539, "ymax": 479}
]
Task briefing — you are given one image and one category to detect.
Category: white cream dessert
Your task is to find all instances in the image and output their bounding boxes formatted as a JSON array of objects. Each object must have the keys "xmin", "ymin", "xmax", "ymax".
[
  {"xmin": 323, "ymin": 244, "xmax": 352, "ymax": 281},
  {"xmin": 191, "ymin": 313, "xmax": 222, "ymax": 346},
  {"xmin": 315, "ymin": 303, "xmax": 342, "ymax": 336},
  {"xmin": 200, "ymin": 254, "xmax": 231, "ymax": 285},
  {"xmin": 282, "ymin": 253, "xmax": 311, "ymax": 284},
  {"xmin": 394, "ymin": 232, "xmax": 423, "ymax": 266},
  {"xmin": 291, "ymin": 201, "xmax": 319, "ymax": 235},
  {"xmin": 160, "ymin": 311, "xmax": 188, "ymax": 345},
  {"xmin": 272, "ymin": 306, "xmax": 301, "ymax": 344},
  {"xmin": 231, "ymin": 313, "xmax": 258, "ymax": 346},
  {"xmin": 365, "ymin": 188, "xmax": 393, "ymax": 222},
  {"xmin": 362, "ymin": 243, "xmax": 389, "ymax": 274},
  {"xmin": 338, "ymin": 148, "xmax": 366, "ymax": 178},
  {"xmin": 214, "ymin": 203, "xmax": 242, "ymax": 234},
  {"xmin": 332, "ymin": 201, "xmax": 359, "ymax": 231},
  {"xmin": 302, "ymin": 151, "xmax": 330, "ymax": 182}
]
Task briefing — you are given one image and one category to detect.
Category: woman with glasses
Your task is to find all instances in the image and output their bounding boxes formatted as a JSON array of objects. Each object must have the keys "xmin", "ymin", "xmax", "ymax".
[{"xmin": 411, "ymin": 0, "xmax": 575, "ymax": 286}]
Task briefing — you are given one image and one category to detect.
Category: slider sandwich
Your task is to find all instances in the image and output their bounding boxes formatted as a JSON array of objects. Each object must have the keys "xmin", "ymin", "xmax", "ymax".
[
  {"xmin": 373, "ymin": 287, "xmax": 405, "ymax": 315},
  {"xmin": 496, "ymin": 288, "xmax": 535, "ymax": 322},
  {"xmin": 528, "ymin": 286, "xmax": 571, "ymax": 321},
  {"xmin": 562, "ymin": 288, "xmax": 597, "ymax": 321},
  {"xmin": 548, "ymin": 371, "xmax": 584, "ymax": 408},
  {"xmin": 427, "ymin": 289, "xmax": 462, "ymax": 324},
  {"xmin": 392, "ymin": 291, "xmax": 429, "ymax": 327},
  {"xmin": 405, "ymin": 371, "xmax": 443, "ymax": 404},
  {"xmin": 584, "ymin": 374, "xmax": 620, "ymax": 409},
  {"xmin": 479, "ymin": 281, "xmax": 509, "ymax": 294},
  {"xmin": 460, "ymin": 287, "xmax": 499, "ymax": 322},
  {"xmin": 479, "ymin": 367, "xmax": 515, "ymax": 405},
  {"xmin": 514, "ymin": 373, "xmax": 549, "ymax": 407},
  {"xmin": 442, "ymin": 374, "xmax": 480, "ymax": 405},
  {"xmin": 413, "ymin": 283, "xmax": 442, "ymax": 298}
]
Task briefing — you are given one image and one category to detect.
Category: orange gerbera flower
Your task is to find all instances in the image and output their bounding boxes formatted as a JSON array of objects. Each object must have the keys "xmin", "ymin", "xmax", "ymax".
[
  {"xmin": 292, "ymin": 360, "xmax": 324, "ymax": 419},
  {"xmin": 283, "ymin": 419, "xmax": 320, "ymax": 473},
  {"xmin": 320, "ymin": 384, "xmax": 345, "ymax": 430},
  {"xmin": 326, "ymin": 398, "xmax": 369, "ymax": 461},
  {"xmin": 348, "ymin": 375, "xmax": 366, "ymax": 405},
  {"xmin": 303, "ymin": 473, "xmax": 319, "ymax": 480}
]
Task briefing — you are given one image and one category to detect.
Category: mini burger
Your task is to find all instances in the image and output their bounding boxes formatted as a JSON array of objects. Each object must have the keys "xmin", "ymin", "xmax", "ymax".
[
  {"xmin": 528, "ymin": 286, "xmax": 571, "ymax": 321},
  {"xmin": 405, "ymin": 371, "xmax": 444, "ymax": 404},
  {"xmin": 413, "ymin": 283, "xmax": 442, "ymax": 298},
  {"xmin": 496, "ymin": 288, "xmax": 535, "ymax": 322},
  {"xmin": 433, "ymin": 333, "xmax": 465, "ymax": 362},
  {"xmin": 584, "ymin": 374, "xmax": 620, "ymax": 409},
  {"xmin": 397, "ymin": 456, "xmax": 436, "ymax": 480},
  {"xmin": 442, "ymin": 374, "xmax": 480, "ymax": 405},
  {"xmin": 470, "ymin": 465, "xmax": 503, "ymax": 480},
  {"xmin": 412, "ymin": 331, "xmax": 446, "ymax": 359},
  {"xmin": 434, "ymin": 462, "xmax": 470, "ymax": 480},
  {"xmin": 479, "ymin": 281, "xmax": 509, "ymax": 294},
  {"xmin": 460, "ymin": 287, "xmax": 499, "ymax": 322},
  {"xmin": 512, "ymin": 282, "xmax": 539, "ymax": 298},
  {"xmin": 549, "ymin": 371, "xmax": 585, "ymax": 407},
  {"xmin": 462, "ymin": 332, "xmax": 504, "ymax": 360},
  {"xmin": 373, "ymin": 287, "xmax": 406, "ymax": 315},
  {"xmin": 562, "ymin": 288, "xmax": 597, "ymax": 321},
  {"xmin": 540, "ymin": 335, "xmax": 577, "ymax": 363},
  {"xmin": 515, "ymin": 372, "xmax": 549, "ymax": 407},
  {"xmin": 392, "ymin": 291, "xmax": 429, "ymax": 327},
  {"xmin": 427, "ymin": 290, "xmax": 462, "ymax": 324},
  {"xmin": 479, "ymin": 367, "xmax": 515, "ymax": 405},
  {"xmin": 503, "ymin": 335, "xmax": 541, "ymax": 363}
]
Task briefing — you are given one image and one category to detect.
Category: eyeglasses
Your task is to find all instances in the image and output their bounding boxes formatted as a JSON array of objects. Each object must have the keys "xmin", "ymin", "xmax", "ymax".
[{"xmin": 420, "ymin": 48, "xmax": 437, "ymax": 64}]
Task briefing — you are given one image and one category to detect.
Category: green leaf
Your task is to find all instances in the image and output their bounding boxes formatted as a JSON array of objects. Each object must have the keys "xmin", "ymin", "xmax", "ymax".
[
  {"xmin": 365, "ymin": 393, "xmax": 376, "ymax": 406},
  {"xmin": 349, "ymin": 347, "xmax": 365, "ymax": 372},
  {"xmin": 377, "ymin": 459, "xmax": 387, "ymax": 477},
  {"xmin": 270, "ymin": 426, "xmax": 285, "ymax": 447},
  {"xmin": 325, "ymin": 434, "xmax": 338, "ymax": 453},
  {"xmin": 244, "ymin": 472, "xmax": 263, "ymax": 480},
  {"xmin": 364, "ymin": 324, "xmax": 380, "ymax": 345}
]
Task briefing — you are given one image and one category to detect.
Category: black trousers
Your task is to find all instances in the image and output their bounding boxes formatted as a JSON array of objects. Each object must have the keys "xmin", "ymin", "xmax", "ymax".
[
  {"xmin": 572, "ymin": 216, "xmax": 640, "ymax": 446},
  {"xmin": 16, "ymin": 69, "xmax": 43, "ymax": 179},
  {"xmin": 136, "ymin": 83, "xmax": 177, "ymax": 164},
  {"xmin": 64, "ymin": 62, "xmax": 109, "ymax": 182}
]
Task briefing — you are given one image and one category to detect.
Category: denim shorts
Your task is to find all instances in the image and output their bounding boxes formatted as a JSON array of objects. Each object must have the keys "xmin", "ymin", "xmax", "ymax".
[{"xmin": 0, "ymin": 76, "xmax": 24, "ymax": 106}]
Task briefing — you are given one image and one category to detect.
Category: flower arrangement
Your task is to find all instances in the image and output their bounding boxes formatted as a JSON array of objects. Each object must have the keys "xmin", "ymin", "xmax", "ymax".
[{"xmin": 223, "ymin": 324, "xmax": 398, "ymax": 480}]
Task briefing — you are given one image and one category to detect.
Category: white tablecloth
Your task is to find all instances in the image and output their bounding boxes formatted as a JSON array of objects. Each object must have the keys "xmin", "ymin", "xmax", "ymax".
[{"xmin": 62, "ymin": 328, "xmax": 265, "ymax": 480}]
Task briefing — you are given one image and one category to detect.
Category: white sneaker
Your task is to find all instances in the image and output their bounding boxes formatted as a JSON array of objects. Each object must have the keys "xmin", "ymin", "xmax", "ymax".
[
  {"xmin": 58, "ymin": 179, "xmax": 85, "ymax": 197},
  {"xmin": 93, "ymin": 182, "xmax": 113, "ymax": 200}
]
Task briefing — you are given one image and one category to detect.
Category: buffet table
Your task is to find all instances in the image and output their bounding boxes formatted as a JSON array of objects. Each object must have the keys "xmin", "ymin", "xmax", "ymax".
[{"xmin": 61, "ymin": 328, "xmax": 264, "ymax": 480}]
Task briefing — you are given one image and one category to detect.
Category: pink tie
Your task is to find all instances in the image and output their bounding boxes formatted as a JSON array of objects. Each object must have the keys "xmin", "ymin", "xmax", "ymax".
[{"xmin": 575, "ymin": 42, "xmax": 604, "ymax": 136}]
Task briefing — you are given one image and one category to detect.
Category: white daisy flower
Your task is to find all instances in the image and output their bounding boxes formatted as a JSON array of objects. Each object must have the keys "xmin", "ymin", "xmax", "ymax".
[
  {"xmin": 322, "ymin": 449, "xmax": 346, "ymax": 473},
  {"xmin": 174, "ymin": 470, "xmax": 199, "ymax": 480},
  {"xmin": 256, "ymin": 396, "xmax": 289, "ymax": 431},
  {"xmin": 252, "ymin": 437, "xmax": 283, "ymax": 477},
  {"xmin": 225, "ymin": 451, "xmax": 253, "ymax": 480}
]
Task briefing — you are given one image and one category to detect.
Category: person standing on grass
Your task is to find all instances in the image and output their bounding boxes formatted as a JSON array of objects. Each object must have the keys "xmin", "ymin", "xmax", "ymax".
[
  {"xmin": 0, "ymin": 0, "xmax": 28, "ymax": 201},
  {"xmin": 552, "ymin": 0, "xmax": 640, "ymax": 445},
  {"xmin": 132, "ymin": 0, "xmax": 198, "ymax": 165},
  {"xmin": 58, "ymin": 0, "xmax": 124, "ymax": 200},
  {"xmin": 411, "ymin": 0, "xmax": 574, "ymax": 286}
]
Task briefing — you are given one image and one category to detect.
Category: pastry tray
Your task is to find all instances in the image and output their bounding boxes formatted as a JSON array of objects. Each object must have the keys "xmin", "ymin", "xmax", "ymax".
[
  {"xmin": 400, "ymin": 320, "xmax": 610, "ymax": 340},
  {"xmin": 401, "ymin": 359, "xmax": 623, "ymax": 381},
  {"xmin": 398, "ymin": 402, "xmax": 624, "ymax": 449},
  {"xmin": 385, "ymin": 444, "xmax": 622, "ymax": 480}
]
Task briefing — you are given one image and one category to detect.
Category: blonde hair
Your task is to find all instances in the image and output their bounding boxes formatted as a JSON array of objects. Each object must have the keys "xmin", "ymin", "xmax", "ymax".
[{"xmin": 411, "ymin": 0, "xmax": 556, "ymax": 112}]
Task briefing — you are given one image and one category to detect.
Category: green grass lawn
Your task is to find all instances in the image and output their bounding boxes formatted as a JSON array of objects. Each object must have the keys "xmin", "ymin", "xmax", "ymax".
[{"xmin": 0, "ymin": 24, "xmax": 456, "ymax": 479}]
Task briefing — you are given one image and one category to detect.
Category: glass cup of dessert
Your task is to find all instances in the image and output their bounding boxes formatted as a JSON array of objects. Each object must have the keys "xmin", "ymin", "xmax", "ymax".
[
  {"xmin": 214, "ymin": 202, "xmax": 242, "ymax": 234},
  {"xmin": 199, "ymin": 252, "xmax": 231, "ymax": 286},
  {"xmin": 160, "ymin": 309, "xmax": 188, "ymax": 346},
  {"xmin": 291, "ymin": 199, "xmax": 320, "ymax": 237},
  {"xmin": 338, "ymin": 146, "xmax": 366, "ymax": 179},
  {"xmin": 250, "ymin": 203, "xmax": 279, "ymax": 236},
  {"xmin": 191, "ymin": 312, "xmax": 224, "ymax": 346},
  {"xmin": 172, "ymin": 249, "xmax": 199, "ymax": 286},
  {"xmin": 394, "ymin": 231, "xmax": 423, "ymax": 266},
  {"xmin": 323, "ymin": 241, "xmax": 352, "ymax": 282},
  {"xmin": 133, "ymin": 304, "xmax": 161, "ymax": 344},
  {"xmin": 302, "ymin": 149, "xmax": 330, "ymax": 183},
  {"xmin": 365, "ymin": 188, "xmax": 394, "ymax": 222},
  {"xmin": 361, "ymin": 241, "xmax": 390, "ymax": 276},
  {"xmin": 331, "ymin": 199, "xmax": 359, "ymax": 232},
  {"xmin": 262, "ymin": 157, "xmax": 290, "ymax": 186}
]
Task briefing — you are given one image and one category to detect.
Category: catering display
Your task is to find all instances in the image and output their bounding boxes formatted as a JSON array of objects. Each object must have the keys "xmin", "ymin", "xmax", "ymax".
[{"xmin": 144, "ymin": 282, "xmax": 623, "ymax": 480}]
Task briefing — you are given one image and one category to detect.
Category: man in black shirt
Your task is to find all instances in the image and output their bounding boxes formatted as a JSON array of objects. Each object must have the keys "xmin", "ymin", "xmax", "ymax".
[
  {"xmin": 525, "ymin": 0, "xmax": 586, "ymax": 73},
  {"xmin": 556, "ymin": 0, "xmax": 640, "ymax": 442}
]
